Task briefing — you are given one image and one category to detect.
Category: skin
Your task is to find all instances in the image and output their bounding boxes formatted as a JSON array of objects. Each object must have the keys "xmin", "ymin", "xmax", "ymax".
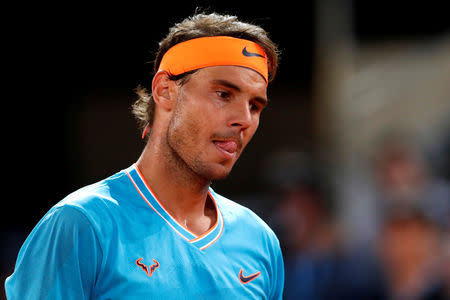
[{"xmin": 136, "ymin": 65, "xmax": 268, "ymax": 235}]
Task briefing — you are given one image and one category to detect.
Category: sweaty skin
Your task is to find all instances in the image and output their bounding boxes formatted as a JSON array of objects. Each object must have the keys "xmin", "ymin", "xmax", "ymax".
[{"xmin": 137, "ymin": 66, "xmax": 267, "ymax": 235}]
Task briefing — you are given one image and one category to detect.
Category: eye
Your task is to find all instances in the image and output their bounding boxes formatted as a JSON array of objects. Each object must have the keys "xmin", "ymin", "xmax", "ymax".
[
  {"xmin": 216, "ymin": 90, "xmax": 230, "ymax": 99},
  {"xmin": 250, "ymin": 101, "xmax": 263, "ymax": 112}
]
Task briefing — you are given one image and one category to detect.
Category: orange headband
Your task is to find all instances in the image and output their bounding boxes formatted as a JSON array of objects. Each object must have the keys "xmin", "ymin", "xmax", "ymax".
[{"xmin": 158, "ymin": 36, "xmax": 268, "ymax": 84}]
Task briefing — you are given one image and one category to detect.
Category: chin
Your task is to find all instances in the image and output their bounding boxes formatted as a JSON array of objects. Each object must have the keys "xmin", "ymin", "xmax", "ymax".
[
  {"xmin": 197, "ymin": 163, "xmax": 233, "ymax": 182},
  {"xmin": 211, "ymin": 171, "xmax": 231, "ymax": 181}
]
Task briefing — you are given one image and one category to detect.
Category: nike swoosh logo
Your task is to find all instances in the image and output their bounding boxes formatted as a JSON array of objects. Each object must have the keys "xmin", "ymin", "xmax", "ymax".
[
  {"xmin": 239, "ymin": 268, "xmax": 261, "ymax": 284},
  {"xmin": 242, "ymin": 47, "xmax": 264, "ymax": 58}
]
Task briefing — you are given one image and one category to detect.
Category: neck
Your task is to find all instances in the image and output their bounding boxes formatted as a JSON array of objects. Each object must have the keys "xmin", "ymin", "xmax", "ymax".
[{"xmin": 136, "ymin": 133, "xmax": 215, "ymax": 235}]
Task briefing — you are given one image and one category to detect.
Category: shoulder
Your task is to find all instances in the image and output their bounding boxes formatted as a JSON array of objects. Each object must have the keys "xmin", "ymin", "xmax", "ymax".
[
  {"xmin": 211, "ymin": 188, "xmax": 280, "ymax": 246},
  {"xmin": 57, "ymin": 168, "xmax": 129, "ymax": 212},
  {"xmin": 47, "ymin": 168, "xmax": 134, "ymax": 232}
]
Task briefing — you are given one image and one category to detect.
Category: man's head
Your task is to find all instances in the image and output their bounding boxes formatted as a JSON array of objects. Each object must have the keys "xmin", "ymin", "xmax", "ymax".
[
  {"xmin": 133, "ymin": 12, "xmax": 279, "ymax": 132},
  {"xmin": 132, "ymin": 12, "xmax": 279, "ymax": 181}
]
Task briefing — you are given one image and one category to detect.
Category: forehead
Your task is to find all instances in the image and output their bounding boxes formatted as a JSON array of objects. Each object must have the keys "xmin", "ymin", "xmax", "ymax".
[{"xmin": 190, "ymin": 66, "xmax": 267, "ymax": 94}]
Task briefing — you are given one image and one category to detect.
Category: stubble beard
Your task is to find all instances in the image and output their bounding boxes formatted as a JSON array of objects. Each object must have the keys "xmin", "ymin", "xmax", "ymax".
[{"xmin": 164, "ymin": 109, "xmax": 231, "ymax": 186}]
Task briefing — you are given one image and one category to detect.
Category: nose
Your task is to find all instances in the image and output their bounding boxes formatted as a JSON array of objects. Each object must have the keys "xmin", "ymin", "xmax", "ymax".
[{"xmin": 227, "ymin": 101, "xmax": 253, "ymax": 130}]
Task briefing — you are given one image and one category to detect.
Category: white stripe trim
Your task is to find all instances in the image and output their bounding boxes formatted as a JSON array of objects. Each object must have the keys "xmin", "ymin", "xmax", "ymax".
[{"xmin": 126, "ymin": 171, "xmax": 191, "ymax": 241}]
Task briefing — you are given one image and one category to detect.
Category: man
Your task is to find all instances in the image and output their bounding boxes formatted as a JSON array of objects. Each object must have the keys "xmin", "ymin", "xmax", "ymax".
[{"xmin": 5, "ymin": 12, "xmax": 284, "ymax": 299}]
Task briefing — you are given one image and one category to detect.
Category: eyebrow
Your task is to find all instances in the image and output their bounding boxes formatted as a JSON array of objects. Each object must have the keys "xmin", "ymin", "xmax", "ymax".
[{"xmin": 210, "ymin": 79, "xmax": 269, "ymax": 106}]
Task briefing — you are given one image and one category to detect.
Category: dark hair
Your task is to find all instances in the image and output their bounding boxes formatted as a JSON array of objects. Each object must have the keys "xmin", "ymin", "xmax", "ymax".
[{"xmin": 132, "ymin": 12, "xmax": 280, "ymax": 134}]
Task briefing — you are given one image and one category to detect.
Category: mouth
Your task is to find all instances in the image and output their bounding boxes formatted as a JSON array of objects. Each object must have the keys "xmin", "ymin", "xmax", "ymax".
[{"xmin": 213, "ymin": 139, "xmax": 239, "ymax": 159}]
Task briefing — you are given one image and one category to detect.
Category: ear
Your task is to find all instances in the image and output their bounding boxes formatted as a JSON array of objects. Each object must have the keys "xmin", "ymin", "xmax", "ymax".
[{"xmin": 152, "ymin": 70, "xmax": 177, "ymax": 111}]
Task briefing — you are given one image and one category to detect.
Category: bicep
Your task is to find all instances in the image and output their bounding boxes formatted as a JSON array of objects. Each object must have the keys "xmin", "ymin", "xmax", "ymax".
[{"xmin": 5, "ymin": 205, "xmax": 102, "ymax": 300}]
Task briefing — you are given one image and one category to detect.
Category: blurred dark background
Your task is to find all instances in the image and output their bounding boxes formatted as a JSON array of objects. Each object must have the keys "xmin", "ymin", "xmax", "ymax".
[{"xmin": 3, "ymin": 1, "xmax": 450, "ymax": 299}]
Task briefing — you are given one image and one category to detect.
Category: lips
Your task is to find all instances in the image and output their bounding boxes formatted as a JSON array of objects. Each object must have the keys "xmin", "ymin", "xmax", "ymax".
[{"xmin": 213, "ymin": 140, "xmax": 238, "ymax": 156}]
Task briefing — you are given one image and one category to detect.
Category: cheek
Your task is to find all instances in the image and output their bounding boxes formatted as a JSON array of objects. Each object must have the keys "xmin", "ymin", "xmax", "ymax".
[{"xmin": 169, "ymin": 103, "xmax": 207, "ymax": 147}]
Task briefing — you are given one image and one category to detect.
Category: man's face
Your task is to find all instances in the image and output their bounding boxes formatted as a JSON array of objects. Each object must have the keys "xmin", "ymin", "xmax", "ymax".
[{"xmin": 166, "ymin": 65, "xmax": 267, "ymax": 181}]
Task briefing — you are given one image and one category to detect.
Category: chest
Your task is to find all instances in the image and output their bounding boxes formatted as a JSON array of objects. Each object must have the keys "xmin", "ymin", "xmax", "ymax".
[{"xmin": 92, "ymin": 225, "xmax": 270, "ymax": 299}]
